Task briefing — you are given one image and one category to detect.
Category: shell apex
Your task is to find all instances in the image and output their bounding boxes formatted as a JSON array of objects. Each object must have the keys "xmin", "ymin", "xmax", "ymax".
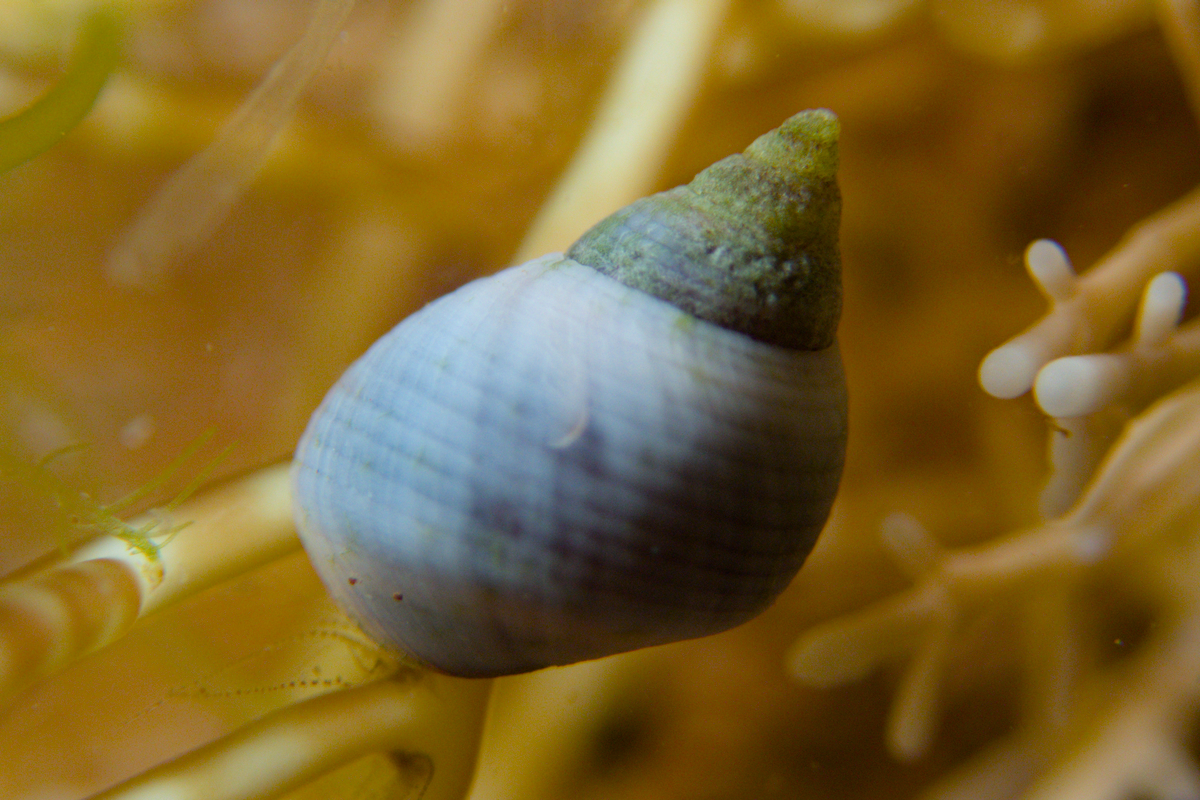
[{"xmin": 567, "ymin": 109, "xmax": 841, "ymax": 350}]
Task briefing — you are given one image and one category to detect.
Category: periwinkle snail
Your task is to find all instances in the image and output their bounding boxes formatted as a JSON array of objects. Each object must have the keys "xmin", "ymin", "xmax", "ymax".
[{"xmin": 293, "ymin": 109, "xmax": 847, "ymax": 678}]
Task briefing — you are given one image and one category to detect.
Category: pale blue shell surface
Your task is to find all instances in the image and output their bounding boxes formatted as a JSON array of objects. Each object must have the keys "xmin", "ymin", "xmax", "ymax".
[{"xmin": 293, "ymin": 253, "xmax": 846, "ymax": 677}]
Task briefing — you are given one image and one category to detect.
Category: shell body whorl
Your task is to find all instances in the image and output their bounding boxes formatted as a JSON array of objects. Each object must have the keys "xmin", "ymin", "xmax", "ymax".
[{"xmin": 293, "ymin": 110, "xmax": 847, "ymax": 677}]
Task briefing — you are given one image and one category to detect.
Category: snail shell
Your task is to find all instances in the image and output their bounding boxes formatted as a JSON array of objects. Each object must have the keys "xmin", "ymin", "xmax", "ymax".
[{"xmin": 293, "ymin": 110, "xmax": 847, "ymax": 677}]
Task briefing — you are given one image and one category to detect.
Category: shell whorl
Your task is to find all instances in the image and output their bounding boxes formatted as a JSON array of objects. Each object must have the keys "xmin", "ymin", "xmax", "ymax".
[{"xmin": 567, "ymin": 109, "xmax": 840, "ymax": 351}]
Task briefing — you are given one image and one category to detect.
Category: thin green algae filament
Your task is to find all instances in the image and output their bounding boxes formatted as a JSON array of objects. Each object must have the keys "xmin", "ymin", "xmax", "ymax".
[{"xmin": 0, "ymin": 10, "xmax": 121, "ymax": 174}]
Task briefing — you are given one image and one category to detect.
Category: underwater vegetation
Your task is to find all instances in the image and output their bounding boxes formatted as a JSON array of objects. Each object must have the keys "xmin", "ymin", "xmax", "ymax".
[{"xmin": 3, "ymin": 1, "xmax": 1200, "ymax": 799}]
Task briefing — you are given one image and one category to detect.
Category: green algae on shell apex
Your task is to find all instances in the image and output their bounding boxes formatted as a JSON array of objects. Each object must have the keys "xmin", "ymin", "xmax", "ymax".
[{"xmin": 567, "ymin": 109, "xmax": 841, "ymax": 351}]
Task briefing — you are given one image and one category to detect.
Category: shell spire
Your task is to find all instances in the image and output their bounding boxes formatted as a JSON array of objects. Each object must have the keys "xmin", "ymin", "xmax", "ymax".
[{"xmin": 566, "ymin": 109, "xmax": 841, "ymax": 351}]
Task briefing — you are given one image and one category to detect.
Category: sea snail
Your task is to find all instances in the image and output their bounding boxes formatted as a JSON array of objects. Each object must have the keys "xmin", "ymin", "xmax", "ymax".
[{"xmin": 293, "ymin": 109, "xmax": 847, "ymax": 678}]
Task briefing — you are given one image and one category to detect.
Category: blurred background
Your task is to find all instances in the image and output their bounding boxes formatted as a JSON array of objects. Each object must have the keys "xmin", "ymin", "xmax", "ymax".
[{"xmin": 1, "ymin": 0, "xmax": 1198, "ymax": 798}]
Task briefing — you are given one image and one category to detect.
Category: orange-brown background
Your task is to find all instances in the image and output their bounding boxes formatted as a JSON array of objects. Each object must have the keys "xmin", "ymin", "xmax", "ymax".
[{"xmin": 1, "ymin": 2, "xmax": 1197, "ymax": 797}]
